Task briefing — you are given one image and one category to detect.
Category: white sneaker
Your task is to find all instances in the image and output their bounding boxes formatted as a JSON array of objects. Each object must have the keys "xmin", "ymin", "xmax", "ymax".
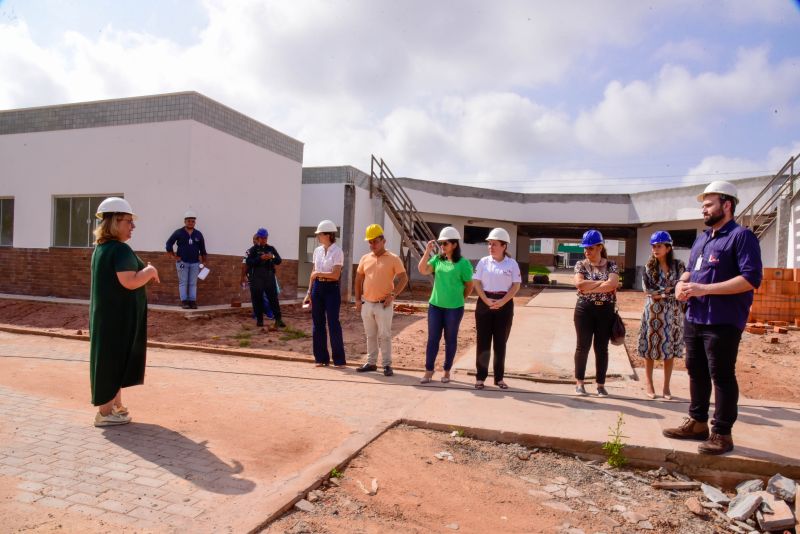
[
  {"xmin": 94, "ymin": 411, "xmax": 131, "ymax": 427},
  {"xmin": 112, "ymin": 405, "xmax": 129, "ymax": 416}
]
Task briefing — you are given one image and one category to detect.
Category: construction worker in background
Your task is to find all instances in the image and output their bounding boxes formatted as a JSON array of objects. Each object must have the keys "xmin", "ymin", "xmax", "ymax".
[
  {"xmin": 663, "ymin": 180, "xmax": 762, "ymax": 455},
  {"xmin": 165, "ymin": 209, "xmax": 208, "ymax": 309},
  {"xmin": 246, "ymin": 228, "xmax": 285, "ymax": 329},
  {"xmin": 354, "ymin": 224, "xmax": 408, "ymax": 377}
]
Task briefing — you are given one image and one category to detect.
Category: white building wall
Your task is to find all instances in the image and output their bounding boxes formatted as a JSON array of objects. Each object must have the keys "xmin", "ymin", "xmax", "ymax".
[
  {"xmin": 760, "ymin": 223, "xmax": 777, "ymax": 268},
  {"xmin": 187, "ymin": 122, "xmax": 301, "ymax": 258},
  {"xmin": 629, "ymin": 176, "xmax": 772, "ymax": 223},
  {"xmin": 1, "ymin": 120, "xmax": 302, "ymax": 258},
  {"xmin": 299, "ymin": 184, "xmax": 345, "ymax": 228},
  {"xmin": 405, "ymin": 188, "xmax": 630, "ymax": 224}
]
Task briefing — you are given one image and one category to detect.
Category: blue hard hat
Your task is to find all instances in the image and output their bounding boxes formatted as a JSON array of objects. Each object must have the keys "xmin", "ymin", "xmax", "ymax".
[
  {"xmin": 256, "ymin": 228, "xmax": 268, "ymax": 238},
  {"xmin": 580, "ymin": 229, "xmax": 604, "ymax": 247},
  {"xmin": 649, "ymin": 231, "xmax": 673, "ymax": 245}
]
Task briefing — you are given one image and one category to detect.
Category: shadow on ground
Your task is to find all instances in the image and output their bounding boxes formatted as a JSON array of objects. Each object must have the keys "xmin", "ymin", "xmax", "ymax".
[{"xmin": 102, "ymin": 422, "xmax": 256, "ymax": 495}]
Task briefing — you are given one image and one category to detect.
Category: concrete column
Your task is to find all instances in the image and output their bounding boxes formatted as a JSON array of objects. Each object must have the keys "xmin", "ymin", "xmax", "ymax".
[
  {"xmin": 776, "ymin": 196, "xmax": 790, "ymax": 268},
  {"xmin": 341, "ymin": 183, "xmax": 355, "ymax": 301}
]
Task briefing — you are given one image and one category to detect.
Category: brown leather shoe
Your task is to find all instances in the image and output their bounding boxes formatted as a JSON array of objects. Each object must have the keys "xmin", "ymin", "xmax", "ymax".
[
  {"xmin": 698, "ymin": 433, "xmax": 734, "ymax": 455},
  {"xmin": 662, "ymin": 417, "xmax": 710, "ymax": 440}
]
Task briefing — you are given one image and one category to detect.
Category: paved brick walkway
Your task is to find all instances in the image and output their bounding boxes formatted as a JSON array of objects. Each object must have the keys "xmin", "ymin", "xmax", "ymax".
[{"xmin": 0, "ymin": 384, "xmax": 233, "ymax": 529}]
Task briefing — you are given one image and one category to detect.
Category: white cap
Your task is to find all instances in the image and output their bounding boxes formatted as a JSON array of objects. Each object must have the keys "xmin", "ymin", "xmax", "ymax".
[
  {"xmin": 315, "ymin": 220, "xmax": 338, "ymax": 234},
  {"xmin": 437, "ymin": 226, "xmax": 461, "ymax": 240},
  {"xmin": 697, "ymin": 181, "xmax": 739, "ymax": 204},
  {"xmin": 95, "ymin": 197, "xmax": 136, "ymax": 220},
  {"xmin": 486, "ymin": 228, "xmax": 511, "ymax": 243},
  {"xmin": 184, "ymin": 209, "xmax": 197, "ymax": 219}
]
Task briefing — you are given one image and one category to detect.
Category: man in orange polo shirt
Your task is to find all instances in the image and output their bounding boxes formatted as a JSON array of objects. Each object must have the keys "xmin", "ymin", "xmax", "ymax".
[{"xmin": 355, "ymin": 224, "xmax": 409, "ymax": 376}]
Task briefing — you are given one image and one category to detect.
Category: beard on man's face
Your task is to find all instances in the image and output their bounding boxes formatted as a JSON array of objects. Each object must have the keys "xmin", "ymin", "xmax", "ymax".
[{"xmin": 703, "ymin": 210, "xmax": 725, "ymax": 227}]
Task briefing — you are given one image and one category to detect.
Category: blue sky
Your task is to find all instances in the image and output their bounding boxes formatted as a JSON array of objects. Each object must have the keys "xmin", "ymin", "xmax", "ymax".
[{"xmin": 1, "ymin": 0, "xmax": 798, "ymax": 192}]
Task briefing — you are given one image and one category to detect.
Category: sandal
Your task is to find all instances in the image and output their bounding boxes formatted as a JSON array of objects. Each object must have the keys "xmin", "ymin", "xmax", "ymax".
[
  {"xmin": 663, "ymin": 393, "xmax": 673, "ymax": 400},
  {"xmin": 441, "ymin": 375, "xmax": 451, "ymax": 384},
  {"xmin": 420, "ymin": 373, "xmax": 433, "ymax": 384},
  {"xmin": 496, "ymin": 381, "xmax": 509, "ymax": 389},
  {"xmin": 474, "ymin": 382, "xmax": 485, "ymax": 390}
]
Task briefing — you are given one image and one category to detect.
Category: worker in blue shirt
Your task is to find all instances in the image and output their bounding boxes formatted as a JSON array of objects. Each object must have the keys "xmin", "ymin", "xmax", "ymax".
[
  {"xmin": 663, "ymin": 181, "xmax": 762, "ymax": 455},
  {"xmin": 246, "ymin": 228, "xmax": 285, "ymax": 328},
  {"xmin": 165, "ymin": 210, "xmax": 208, "ymax": 309}
]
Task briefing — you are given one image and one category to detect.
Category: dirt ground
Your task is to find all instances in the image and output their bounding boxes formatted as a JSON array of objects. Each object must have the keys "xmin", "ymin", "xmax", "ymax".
[
  {"xmin": 0, "ymin": 288, "xmax": 537, "ymax": 373},
  {"xmin": 265, "ymin": 425, "xmax": 721, "ymax": 534},
  {"xmin": 616, "ymin": 291, "xmax": 800, "ymax": 403}
]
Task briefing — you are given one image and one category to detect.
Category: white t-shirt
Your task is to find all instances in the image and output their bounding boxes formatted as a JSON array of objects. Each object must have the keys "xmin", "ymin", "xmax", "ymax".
[
  {"xmin": 474, "ymin": 255, "xmax": 521, "ymax": 292},
  {"xmin": 312, "ymin": 243, "xmax": 344, "ymax": 274}
]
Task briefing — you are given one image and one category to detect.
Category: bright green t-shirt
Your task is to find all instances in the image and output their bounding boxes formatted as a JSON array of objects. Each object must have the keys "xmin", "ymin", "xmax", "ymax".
[{"xmin": 428, "ymin": 256, "xmax": 473, "ymax": 308}]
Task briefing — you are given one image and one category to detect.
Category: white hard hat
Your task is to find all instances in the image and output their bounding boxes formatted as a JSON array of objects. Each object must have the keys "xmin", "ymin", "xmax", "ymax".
[
  {"xmin": 486, "ymin": 228, "xmax": 511, "ymax": 243},
  {"xmin": 184, "ymin": 209, "xmax": 197, "ymax": 219},
  {"xmin": 95, "ymin": 197, "xmax": 136, "ymax": 220},
  {"xmin": 697, "ymin": 181, "xmax": 739, "ymax": 204},
  {"xmin": 315, "ymin": 219, "xmax": 338, "ymax": 234},
  {"xmin": 438, "ymin": 226, "xmax": 461, "ymax": 241}
]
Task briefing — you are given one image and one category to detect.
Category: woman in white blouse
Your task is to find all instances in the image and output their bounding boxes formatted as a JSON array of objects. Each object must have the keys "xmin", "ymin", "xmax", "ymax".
[
  {"xmin": 303, "ymin": 220, "xmax": 346, "ymax": 367},
  {"xmin": 472, "ymin": 228, "xmax": 521, "ymax": 389}
]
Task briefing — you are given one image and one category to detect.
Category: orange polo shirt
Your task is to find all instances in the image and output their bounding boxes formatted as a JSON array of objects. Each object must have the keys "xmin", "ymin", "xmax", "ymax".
[{"xmin": 357, "ymin": 250, "xmax": 406, "ymax": 302}]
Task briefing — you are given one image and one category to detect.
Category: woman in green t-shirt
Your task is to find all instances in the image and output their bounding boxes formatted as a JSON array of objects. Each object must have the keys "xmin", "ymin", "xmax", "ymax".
[
  {"xmin": 417, "ymin": 227, "xmax": 474, "ymax": 383},
  {"xmin": 90, "ymin": 197, "xmax": 160, "ymax": 427}
]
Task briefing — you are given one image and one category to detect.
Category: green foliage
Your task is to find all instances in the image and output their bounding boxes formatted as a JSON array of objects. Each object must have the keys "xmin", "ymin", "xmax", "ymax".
[
  {"xmin": 528, "ymin": 264, "xmax": 551, "ymax": 275},
  {"xmin": 330, "ymin": 467, "xmax": 344, "ymax": 479},
  {"xmin": 280, "ymin": 326, "xmax": 310, "ymax": 341},
  {"xmin": 602, "ymin": 413, "xmax": 628, "ymax": 468},
  {"xmin": 238, "ymin": 338, "xmax": 251, "ymax": 348}
]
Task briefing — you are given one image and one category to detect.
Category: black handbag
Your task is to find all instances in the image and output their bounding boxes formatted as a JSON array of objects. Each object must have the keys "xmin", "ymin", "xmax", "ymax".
[{"xmin": 610, "ymin": 307, "xmax": 626, "ymax": 346}]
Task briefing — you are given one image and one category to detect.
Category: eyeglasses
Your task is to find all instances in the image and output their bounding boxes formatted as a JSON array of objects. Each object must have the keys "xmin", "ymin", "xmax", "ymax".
[{"xmin": 437, "ymin": 241, "xmax": 451, "ymax": 246}]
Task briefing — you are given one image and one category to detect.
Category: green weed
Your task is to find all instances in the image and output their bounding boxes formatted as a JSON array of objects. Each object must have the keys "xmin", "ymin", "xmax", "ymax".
[
  {"xmin": 330, "ymin": 467, "xmax": 344, "ymax": 479},
  {"xmin": 280, "ymin": 325, "xmax": 309, "ymax": 341},
  {"xmin": 602, "ymin": 413, "xmax": 628, "ymax": 468}
]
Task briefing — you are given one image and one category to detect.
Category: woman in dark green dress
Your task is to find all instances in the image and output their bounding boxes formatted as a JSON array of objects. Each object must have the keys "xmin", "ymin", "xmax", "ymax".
[{"xmin": 90, "ymin": 197, "xmax": 159, "ymax": 427}]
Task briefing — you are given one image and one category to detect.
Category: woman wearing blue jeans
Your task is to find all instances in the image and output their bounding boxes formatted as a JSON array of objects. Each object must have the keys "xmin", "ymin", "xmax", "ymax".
[
  {"xmin": 303, "ymin": 220, "xmax": 346, "ymax": 367},
  {"xmin": 418, "ymin": 227, "xmax": 474, "ymax": 384}
]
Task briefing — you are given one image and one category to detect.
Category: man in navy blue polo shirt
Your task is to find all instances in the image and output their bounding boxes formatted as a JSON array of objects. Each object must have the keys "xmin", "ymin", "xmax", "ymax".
[
  {"xmin": 663, "ymin": 181, "xmax": 762, "ymax": 455},
  {"xmin": 166, "ymin": 210, "xmax": 208, "ymax": 309}
]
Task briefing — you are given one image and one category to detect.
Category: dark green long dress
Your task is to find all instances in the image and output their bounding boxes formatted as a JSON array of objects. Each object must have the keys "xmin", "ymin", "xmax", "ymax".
[{"xmin": 89, "ymin": 240, "xmax": 147, "ymax": 406}]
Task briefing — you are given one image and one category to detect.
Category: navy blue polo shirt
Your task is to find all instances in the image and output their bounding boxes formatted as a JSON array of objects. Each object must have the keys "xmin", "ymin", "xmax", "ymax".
[
  {"xmin": 686, "ymin": 219, "xmax": 762, "ymax": 331},
  {"xmin": 165, "ymin": 228, "xmax": 207, "ymax": 263}
]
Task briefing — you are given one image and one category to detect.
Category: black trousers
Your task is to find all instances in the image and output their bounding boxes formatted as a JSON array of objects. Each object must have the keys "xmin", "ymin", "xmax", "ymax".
[
  {"xmin": 573, "ymin": 300, "xmax": 614, "ymax": 383},
  {"xmin": 475, "ymin": 295, "xmax": 514, "ymax": 382},
  {"xmin": 684, "ymin": 320, "xmax": 742, "ymax": 435},
  {"xmin": 250, "ymin": 272, "xmax": 281, "ymax": 324}
]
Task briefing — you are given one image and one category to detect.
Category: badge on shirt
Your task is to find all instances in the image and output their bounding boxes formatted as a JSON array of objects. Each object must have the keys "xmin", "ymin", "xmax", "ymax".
[{"xmin": 694, "ymin": 256, "xmax": 702, "ymax": 271}]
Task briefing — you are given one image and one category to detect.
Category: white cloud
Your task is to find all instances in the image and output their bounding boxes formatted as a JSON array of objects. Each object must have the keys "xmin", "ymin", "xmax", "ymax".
[
  {"xmin": 575, "ymin": 47, "xmax": 800, "ymax": 155},
  {"xmin": 653, "ymin": 38, "xmax": 714, "ymax": 64},
  {"xmin": 682, "ymin": 140, "xmax": 800, "ymax": 186}
]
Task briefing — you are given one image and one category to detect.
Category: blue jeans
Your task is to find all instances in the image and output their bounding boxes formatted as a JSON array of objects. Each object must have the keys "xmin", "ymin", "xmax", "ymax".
[
  {"xmin": 425, "ymin": 305, "xmax": 465, "ymax": 372},
  {"xmin": 176, "ymin": 261, "xmax": 199, "ymax": 301},
  {"xmin": 311, "ymin": 281, "xmax": 346, "ymax": 365}
]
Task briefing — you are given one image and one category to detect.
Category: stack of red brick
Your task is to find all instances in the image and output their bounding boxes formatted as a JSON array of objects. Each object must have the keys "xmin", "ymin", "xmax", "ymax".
[{"xmin": 748, "ymin": 267, "xmax": 800, "ymax": 326}]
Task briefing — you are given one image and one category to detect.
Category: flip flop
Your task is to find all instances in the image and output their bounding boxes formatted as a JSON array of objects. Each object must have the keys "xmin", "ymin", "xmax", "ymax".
[
  {"xmin": 441, "ymin": 376, "xmax": 451, "ymax": 384},
  {"xmin": 420, "ymin": 375, "xmax": 433, "ymax": 384},
  {"xmin": 496, "ymin": 381, "xmax": 509, "ymax": 389},
  {"xmin": 474, "ymin": 382, "xmax": 485, "ymax": 390},
  {"xmin": 663, "ymin": 393, "xmax": 673, "ymax": 400},
  {"xmin": 645, "ymin": 391, "xmax": 656, "ymax": 400}
]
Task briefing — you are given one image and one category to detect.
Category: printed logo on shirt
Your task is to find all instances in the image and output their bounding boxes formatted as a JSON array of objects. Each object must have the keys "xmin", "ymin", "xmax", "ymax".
[{"xmin": 708, "ymin": 253, "xmax": 719, "ymax": 264}]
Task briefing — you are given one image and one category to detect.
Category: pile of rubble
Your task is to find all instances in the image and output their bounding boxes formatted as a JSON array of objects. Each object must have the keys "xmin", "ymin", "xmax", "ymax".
[{"xmin": 653, "ymin": 469, "xmax": 798, "ymax": 533}]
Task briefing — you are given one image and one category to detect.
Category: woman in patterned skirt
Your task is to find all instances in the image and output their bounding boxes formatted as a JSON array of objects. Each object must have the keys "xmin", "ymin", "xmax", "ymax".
[{"xmin": 637, "ymin": 231, "xmax": 686, "ymax": 400}]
